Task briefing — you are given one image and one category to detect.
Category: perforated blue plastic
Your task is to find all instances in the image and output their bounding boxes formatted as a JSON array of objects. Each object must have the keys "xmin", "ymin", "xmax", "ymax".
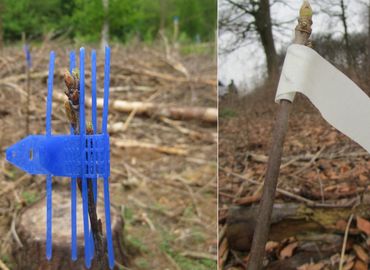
[{"xmin": 5, "ymin": 47, "xmax": 115, "ymax": 269}]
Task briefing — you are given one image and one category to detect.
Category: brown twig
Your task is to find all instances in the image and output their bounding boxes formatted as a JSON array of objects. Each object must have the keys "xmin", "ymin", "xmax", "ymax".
[
  {"xmin": 290, "ymin": 146, "xmax": 326, "ymax": 176},
  {"xmin": 174, "ymin": 176, "xmax": 202, "ymax": 218},
  {"xmin": 219, "ymin": 235, "xmax": 229, "ymax": 270},
  {"xmin": 180, "ymin": 251, "xmax": 217, "ymax": 261},
  {"xmin": 10, "ymin": 212, "xmax": 23, "ymax": 248},
  {"xmin": 64, "ymin": 70, "xmax": 107, "ymax": 269},
  {"xmin": 247, "ymin": 150, "xmax": 368, "ymax": 164},
  {"xmin": 247, "ymin": 2, "xmax": 313, "ymax": 269},
  {"xmin": 77, "ymin": 179, "xmax": 107, "ymax": 269},
  {"xmin": 338, "ymin": 213, "xmax": 354, "ymax": 270},
  {"xmin": 220, "ymin": 167, "xmax": 356, "ymax": 208}
]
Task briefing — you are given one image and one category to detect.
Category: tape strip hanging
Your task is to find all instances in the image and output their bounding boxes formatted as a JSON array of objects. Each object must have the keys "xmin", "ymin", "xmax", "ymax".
[{"xmin": 276, "ymin": 44, "xmax": 370, "ymax": 154}]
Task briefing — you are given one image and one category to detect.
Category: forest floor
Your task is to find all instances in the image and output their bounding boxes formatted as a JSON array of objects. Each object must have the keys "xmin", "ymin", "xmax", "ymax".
[
  {"xmin": 0, "ymin": 41, "xmax": 217, "ymax": 269},
  {"xmin": 219, "ymin": 84, "xmax": 370, "ymax": 270}
]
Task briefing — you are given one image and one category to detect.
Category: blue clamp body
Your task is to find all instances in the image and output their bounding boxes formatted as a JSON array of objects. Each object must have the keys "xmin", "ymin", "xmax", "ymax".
[
  {"xmin": 24, "ymin": 44, "xmax": 32, "ymax": 68},
  {"xmin": 6, "ymin": 134, "xmax": 110, "ymax": 177},
  {"xmin": 5, "ymin": 47, "xmax": 115, "ymax": 269}
]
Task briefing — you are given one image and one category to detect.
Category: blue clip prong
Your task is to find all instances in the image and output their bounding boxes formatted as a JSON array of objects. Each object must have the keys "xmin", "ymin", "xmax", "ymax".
[
  {"xmin": 24, "ymin": 44, "xmax": 32, "ymax": 68},
  {"xmin": 103, "ymin": 46, "xmax": 115, "ymax": 269},
  {"xmin": 91, "ymin": 50, "xmax": 98, "ymax": 205},
  {"xmin": 69, "ymin": 50, "xmax": 78, "ymax": 261},
  {"xmin": 46, "ymin": 51, "xmax": 55, "ymax": 260}
]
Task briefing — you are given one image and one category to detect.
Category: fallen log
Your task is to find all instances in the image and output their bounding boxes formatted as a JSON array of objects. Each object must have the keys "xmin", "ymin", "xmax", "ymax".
[
  {"xmin": 53, "ymin": 92, "xmax": 217, "ymax": 123},
  {"xmin": 12, "ymin": 189, "xmax": 128, "ymax": 270},
  {"xmin": 226, "ymin": 202, "xmax": 370, "ymax": 252}
]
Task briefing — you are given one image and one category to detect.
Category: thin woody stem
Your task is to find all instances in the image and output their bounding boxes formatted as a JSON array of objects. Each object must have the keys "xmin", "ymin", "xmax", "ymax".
[
  {"xmin": 77, "ymin": 179, "xmax": 107, "ymax": 269},
  {"xmin": 246, "ymin": 2, "xmax": 313, "ymax": 270},
  {"xmin": 64, "ymin": 69, "xmax": 107, "ymax": 269}
]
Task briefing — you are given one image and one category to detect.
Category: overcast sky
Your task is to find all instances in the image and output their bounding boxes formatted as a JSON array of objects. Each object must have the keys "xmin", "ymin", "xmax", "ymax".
[{"xmin": 218, "ymin": 0, "xmax": 368, "ymax": 94}]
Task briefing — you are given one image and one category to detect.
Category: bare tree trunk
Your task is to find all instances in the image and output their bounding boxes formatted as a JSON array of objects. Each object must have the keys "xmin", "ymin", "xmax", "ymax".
[
  {"xmin": 246, "ymin": 2, "xmax": 313, "ymax": 269},
  {"xmin": 255, "ymin": 0, "xmax": 278, "ymax": 81},
  {"xmin": 221, "ymin": 0, "xmax": 278, "ymax": 82},
  {"xmin": 101, "ymin": 0, "xmax": 109, "ymax": 50},
  {"xmin": 159, "ymin": 0, "xmax": 166, "ymax": 31},
  {"xmin": 339, "ymin": 0, "xmax": 351, "ymax": 68}
]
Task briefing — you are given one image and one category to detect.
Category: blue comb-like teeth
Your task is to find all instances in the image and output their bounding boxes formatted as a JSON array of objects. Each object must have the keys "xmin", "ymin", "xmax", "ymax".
[{"xmin": 5, "ymin": 47, "xmax": 115, "ymax": 269}]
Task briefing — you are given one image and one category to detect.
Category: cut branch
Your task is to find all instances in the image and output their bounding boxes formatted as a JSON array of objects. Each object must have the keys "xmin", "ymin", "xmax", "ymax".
[
  {"xmin": 64, "ymin": 69, "xmax": 107, "ymax": 269},
  {"xmin": 246, "ymin": 2, "xmax": 313, "ymax": 270}
]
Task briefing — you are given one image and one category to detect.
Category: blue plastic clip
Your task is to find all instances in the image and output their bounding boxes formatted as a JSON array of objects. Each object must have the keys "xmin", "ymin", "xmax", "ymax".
[
  {"xmin": 6, "ymin": 47, "xmax": 115, "ymax": 269},
  {"xmin": 23, "ymin": 44, "xmax": 32, "ymax": 68}
]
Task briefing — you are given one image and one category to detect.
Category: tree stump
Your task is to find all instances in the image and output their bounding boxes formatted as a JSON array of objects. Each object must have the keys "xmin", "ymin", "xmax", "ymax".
[{"xmin": 12, "ymin": 187, "xmax": 128, "ymax": 270}]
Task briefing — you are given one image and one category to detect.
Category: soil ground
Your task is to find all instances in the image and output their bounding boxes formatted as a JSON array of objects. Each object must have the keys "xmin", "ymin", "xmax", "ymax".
[{"xmin": 219, "ymin": 82, "xmax": 370, "ymax": 270}]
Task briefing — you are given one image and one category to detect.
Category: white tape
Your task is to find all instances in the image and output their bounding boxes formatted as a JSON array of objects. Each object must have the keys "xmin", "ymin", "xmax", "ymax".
[{"xmin": 276, "ymin": 44, "xmax": 370, "ymax": 153}]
